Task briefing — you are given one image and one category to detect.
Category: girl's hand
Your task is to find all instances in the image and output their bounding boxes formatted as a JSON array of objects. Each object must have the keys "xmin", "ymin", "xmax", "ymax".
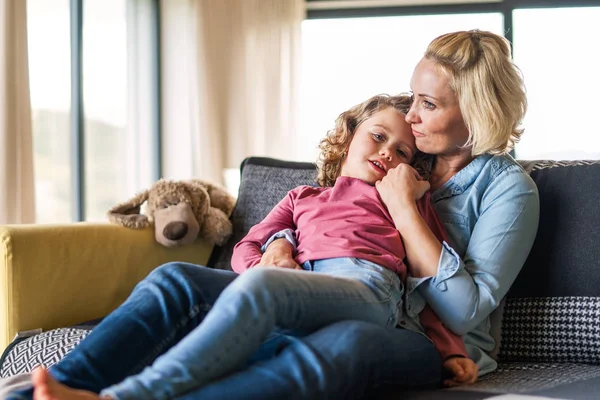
[
  {"xmin": 375, "ymin": 164, "xmax": 430, "ymax": 211},
  {"xmin": 256, "ymin": 239, "xmax": 301, "ymax": 270},
  {"xmin": 443, "ymin": 357, "xmax": 479, "ymax": 387}
]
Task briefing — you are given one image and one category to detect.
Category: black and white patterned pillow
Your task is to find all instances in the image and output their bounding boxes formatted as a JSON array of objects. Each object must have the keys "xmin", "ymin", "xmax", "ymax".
[
  {"xmin": 499, "ymin": 297, "xmax": 600, "ymax": 363},
  {"xmin": 0, "ymin": 328, "xmax": 91, "ymax": 378}
]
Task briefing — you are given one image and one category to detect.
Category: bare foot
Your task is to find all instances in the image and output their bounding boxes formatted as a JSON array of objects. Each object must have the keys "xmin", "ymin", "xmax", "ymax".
[{"xmin": 31, "ymin": 367, "xmax": 107, "ymax": 400}]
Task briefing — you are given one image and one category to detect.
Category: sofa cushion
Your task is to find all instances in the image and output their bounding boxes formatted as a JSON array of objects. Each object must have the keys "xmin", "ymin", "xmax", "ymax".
[
  {"xmin": 393, "ymin": 362, "xmax": 600, "ymax": 399},
  {"xmin": 498, "ymin": 160, "xmax": 600, "ymax": 364}
]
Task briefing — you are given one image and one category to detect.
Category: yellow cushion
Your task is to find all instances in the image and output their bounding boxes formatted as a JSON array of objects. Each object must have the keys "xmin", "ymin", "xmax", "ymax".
[{"xmin": 0, "ymin": 223, "xmax": 213, "ymax": 350}]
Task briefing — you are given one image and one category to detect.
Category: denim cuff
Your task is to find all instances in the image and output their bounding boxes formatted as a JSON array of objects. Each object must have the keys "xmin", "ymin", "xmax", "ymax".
[
  {"xmin": 406, "ymin": 241, "xmax": 462, "ymax": 294},
  {"xmin": 430, "ymin": 241, "xmax": 462, "ymax": 291},
  {"xmin": 261, "ymin": 229, "xmax": 297, "ymax": 252},
  {"xmin": 100, "ymin": 380, "xmax": 150, "ymax": 400},
  {"xmin": 100, "ymin": 387, "xmax": 124, "ymax": 400}
]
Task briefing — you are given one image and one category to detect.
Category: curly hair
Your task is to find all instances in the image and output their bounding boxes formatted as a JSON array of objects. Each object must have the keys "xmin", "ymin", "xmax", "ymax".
[{"xmin": 316, "ymin": 94, "xmax": 432, "ymax": 187}]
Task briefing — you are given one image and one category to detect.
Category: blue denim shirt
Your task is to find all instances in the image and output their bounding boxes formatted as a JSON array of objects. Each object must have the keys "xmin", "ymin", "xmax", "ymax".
[
  {"xmin": 402, "ymin": 154, "xmax": 539, "ymax": 375},
  {"xmin": 264, "ymin": 154, "xmax": 540, "ymax": 376}
]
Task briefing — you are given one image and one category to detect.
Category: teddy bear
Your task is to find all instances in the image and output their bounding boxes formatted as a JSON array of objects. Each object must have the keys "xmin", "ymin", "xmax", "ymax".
[{"xmin": 107, "ymin": 179, "xmax": 236, "ymax": 248}]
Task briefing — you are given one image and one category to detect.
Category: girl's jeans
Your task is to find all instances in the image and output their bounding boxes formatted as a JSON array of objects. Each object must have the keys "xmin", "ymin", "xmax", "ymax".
[
  {"xmin": 101, "ymin": 258, "xmax": 403, "ymax": 399},
  {"xmin": 9, "ymin": 262, "xmax": 442, "ymax": 400}
]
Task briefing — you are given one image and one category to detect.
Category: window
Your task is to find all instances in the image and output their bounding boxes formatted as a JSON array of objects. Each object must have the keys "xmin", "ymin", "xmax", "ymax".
[
  {"xmin": 301, "ymin": 2, "xmax": 600, "ymax": 163},
  {"xmin": 28, "ymin": 0, "xmax": 160, "ymax": 223},
  {"xmin": 28, "ymin": 0, "xmax": 72, "ymax": 223},
  {"xmin": 83, "ymin": 0, "xmax": 130, "ymax": 221},
  {"xmin": 512, "ymin": 7, "xmax": 600, "ymax": 160},
  {"xmin": 299, "ymin": 13, "xmax": 503, "ymax": 162}
]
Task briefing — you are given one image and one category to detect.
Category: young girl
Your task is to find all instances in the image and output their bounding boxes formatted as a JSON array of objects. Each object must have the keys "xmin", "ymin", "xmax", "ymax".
[{"xmin": 30, "ymin": 94, "xmax": 477, "ymax": 400}]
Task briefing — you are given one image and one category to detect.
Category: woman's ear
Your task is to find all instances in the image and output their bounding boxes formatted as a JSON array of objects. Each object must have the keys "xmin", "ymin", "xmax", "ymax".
[{"xmin": 107, "ymin": 189, "xmax": 151, "ymax": 229}]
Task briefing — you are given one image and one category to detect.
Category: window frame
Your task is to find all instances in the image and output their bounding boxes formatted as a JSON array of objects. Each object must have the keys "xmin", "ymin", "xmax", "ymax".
[
  {"xmin": 68, "ymin": 0, "xmax": 162, "ymax": 221},
  {"xmin": 304, "ymin": 0, "xmax": 600, "ymax": 160},
  {"xmin": 306, "ymin": 0, "xmax": 600, "ymax": 51}
]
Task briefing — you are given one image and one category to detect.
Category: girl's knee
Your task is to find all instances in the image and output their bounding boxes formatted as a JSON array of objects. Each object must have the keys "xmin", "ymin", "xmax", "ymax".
[{"xmin": 233, "ymin": 267, "xmax": 284, "ymax": 292}]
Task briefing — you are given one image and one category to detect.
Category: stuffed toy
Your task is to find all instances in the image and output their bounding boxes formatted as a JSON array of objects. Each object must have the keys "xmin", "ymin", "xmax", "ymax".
[{"xmin": 107, "ymin": 179, "xmax": 236, "ymax": 248}]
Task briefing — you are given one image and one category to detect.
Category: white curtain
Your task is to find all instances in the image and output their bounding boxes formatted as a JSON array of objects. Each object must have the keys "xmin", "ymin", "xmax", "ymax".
[
  {"xmin": 161, "ymin": 0, "xmax": 304, "ymax": 184},
  {"xmin": 0, "ymin": 0, "xmax": 35, "ymax": 224}
]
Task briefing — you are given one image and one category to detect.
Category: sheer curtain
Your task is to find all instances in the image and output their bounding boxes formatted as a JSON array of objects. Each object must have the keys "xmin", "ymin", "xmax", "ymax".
[
  {"xmin": 0, "ymin": 0, "xmax": 35, "ymax": 224},
  {"xmin": 161, "ymin": 0, "xmax": 304, "ymax": 185}
]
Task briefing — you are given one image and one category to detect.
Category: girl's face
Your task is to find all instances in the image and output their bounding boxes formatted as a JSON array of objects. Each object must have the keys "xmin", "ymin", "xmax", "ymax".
[
  {"xmin": 406, "ymin": 58, "xmax": 470, "ymax": 156},
  {"xmin": 340, "ymin": 107, "xmax": 416, "ymax": 185}
]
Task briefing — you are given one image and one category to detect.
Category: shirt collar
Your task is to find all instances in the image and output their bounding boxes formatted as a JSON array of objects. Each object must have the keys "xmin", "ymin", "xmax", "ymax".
[{"xmin": 431, "ymin": 154, "xmax": 493, "ymax": 202}]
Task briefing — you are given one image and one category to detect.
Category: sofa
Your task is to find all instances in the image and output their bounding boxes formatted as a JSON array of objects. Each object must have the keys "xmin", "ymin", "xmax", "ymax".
[{"xmin": 1, "ymin": 156, "xmax": 600, "ymax": 399}]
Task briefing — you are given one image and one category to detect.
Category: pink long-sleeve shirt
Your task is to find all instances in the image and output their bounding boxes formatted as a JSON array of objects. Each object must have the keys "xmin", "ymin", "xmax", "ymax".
[{"xmin": 231, "ymin": 176, "xmax": 466, "ymax": 360}]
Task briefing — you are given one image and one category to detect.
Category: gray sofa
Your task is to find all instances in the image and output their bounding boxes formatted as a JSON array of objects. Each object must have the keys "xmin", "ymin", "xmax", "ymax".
[{"xmin": 2, "ymin": 156, "xmax": 600, "ymax": 399}]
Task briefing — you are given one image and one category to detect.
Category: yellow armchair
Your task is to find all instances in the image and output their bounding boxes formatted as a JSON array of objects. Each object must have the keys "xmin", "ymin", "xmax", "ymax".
[{"xmin": 0, "ymin": 223, "xmax": 213, "ymax": 351}]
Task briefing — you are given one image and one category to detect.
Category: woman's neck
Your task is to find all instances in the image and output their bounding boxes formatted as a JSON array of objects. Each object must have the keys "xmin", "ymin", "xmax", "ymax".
[{"xmin": 429, "ymin": 152, "xmax": 474, "ymax": 190}]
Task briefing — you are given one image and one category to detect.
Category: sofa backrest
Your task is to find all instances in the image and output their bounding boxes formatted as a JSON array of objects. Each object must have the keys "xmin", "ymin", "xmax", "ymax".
[
  {"xmin": 208, "ymin": 157, "xmax": 600, "ymax": 364},
  {"xmin": 208, "ymin": 157, "xmax": 317, "ymax": 270},
  {"xmin": 497, "ymin": 160, "xmax": 600, "ymax": 364}
]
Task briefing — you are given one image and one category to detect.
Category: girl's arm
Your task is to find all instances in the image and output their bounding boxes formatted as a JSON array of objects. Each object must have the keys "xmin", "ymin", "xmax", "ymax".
[
  {"xmin": 378, "ymin": 165, "xmax": 540, "ymax": 335},
  {"xmin": 231, "ymin": 190, "xmax": 298, "ymax": 273},
  {"xmin": 419, "ymin": 304, "xmax": 467, "ymax": 360}
]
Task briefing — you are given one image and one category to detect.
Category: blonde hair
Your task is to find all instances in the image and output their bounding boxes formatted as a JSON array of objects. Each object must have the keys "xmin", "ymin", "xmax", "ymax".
[
  {"xmin": 425, "ymin": 30, "xmax": 527, "ymax": 155},
  {"xmin": 317, "ymin": 94, "xmax": 432, "ymax": 187}
]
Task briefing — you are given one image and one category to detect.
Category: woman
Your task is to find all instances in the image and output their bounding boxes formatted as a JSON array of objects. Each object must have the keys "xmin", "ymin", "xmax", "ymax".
[{"xmin": 13, "ymin": 29, "xmax": 539, "ymax": 400}]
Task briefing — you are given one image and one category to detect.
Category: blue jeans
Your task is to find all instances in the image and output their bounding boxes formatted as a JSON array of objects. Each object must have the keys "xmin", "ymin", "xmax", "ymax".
[
  {"xmin": 102, "ymin": 258, "xmax": 403, "ymax": 399},
  {"xmin": 9, "ymin": 262, "xmax": 442, "ymax": 400}
]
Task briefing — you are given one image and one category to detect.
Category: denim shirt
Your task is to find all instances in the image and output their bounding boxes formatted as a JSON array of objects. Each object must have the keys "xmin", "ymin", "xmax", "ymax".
[
  {"xmin": 404, "ymin": 154, "xmax": 539, "ymax": 374},
  {"xmin": 264, "ymin": 154, "xmax": 540, "ymax": 376}
]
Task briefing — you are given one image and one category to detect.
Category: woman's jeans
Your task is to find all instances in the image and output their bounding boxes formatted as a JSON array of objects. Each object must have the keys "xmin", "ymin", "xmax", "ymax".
[{"xmin": 9, "ymin": 262, "xmax": 442, "ymax": 400}]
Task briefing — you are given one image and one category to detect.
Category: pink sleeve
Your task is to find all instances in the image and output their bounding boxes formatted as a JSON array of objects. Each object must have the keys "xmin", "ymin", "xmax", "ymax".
[
  {"xmin": 230, "ymin": 189, "xmax": 298, "ymax": 273},
  {"xmin": 419, "ymin": 305, "xmax": 468, "ymax": 360},
  {"xmin": 415, "ymin": 192, "xmax": 448, "ymax": 243},
  {"xmin": 416, "ymin": 193, "xmax": 467, "ymax": 359}
]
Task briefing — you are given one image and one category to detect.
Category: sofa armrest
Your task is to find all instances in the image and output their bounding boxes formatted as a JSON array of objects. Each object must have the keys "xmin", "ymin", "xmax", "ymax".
[{"xmin": 0, "ymin": 223, "xmax": 213, "ymax": 350}]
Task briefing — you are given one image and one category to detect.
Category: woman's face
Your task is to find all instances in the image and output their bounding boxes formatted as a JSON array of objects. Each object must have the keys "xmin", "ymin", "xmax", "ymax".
[{"xmin": 406, "ymin": 58, "xmax": 470, "ymax": 156}]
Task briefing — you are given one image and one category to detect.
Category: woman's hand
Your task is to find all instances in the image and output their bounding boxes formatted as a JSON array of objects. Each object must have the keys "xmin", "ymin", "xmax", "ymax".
[
  {"xmin": 376, "ymin": 164, "xmax": 430, "ymax": 212},
  {"xmin": 256, "ymin": 238, "xmax": 301, "ymax": 270},
  {"xmin": 443, "ymin": 357, "xmax": 479, "ymax": 387}
]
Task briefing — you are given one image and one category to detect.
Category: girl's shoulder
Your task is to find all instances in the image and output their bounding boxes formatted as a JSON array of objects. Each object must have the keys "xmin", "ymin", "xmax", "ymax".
[{"xmin": 288, "ymin": 184, "xmax": 328, "ymax": 197}]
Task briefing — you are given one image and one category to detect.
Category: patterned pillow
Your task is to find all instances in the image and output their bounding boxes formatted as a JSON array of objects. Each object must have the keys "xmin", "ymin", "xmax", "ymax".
[{"xmin": 0, "ymin": 328, "xmax": 91, "ymax": 378}]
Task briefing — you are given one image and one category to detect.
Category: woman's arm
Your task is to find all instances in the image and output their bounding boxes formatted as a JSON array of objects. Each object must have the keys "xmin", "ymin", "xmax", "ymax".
[{"xmin": 379, "ymin": 165, "xmax": 540, "ymax": 335}]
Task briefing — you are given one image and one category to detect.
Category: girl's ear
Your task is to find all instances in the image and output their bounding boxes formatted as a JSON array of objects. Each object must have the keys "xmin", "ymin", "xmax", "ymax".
[{"xmin": 107, "ymin": 190, "xmax": 151, "ymax": 229}]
